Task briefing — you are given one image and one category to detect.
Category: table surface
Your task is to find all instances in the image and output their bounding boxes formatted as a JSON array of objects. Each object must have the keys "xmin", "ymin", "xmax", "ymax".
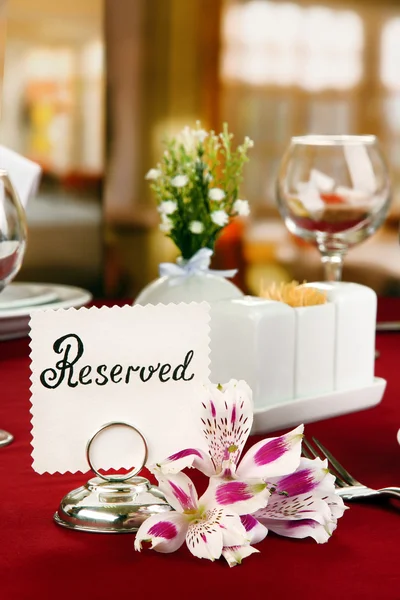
[{"xmin": 1, "ymin": 299, "xmax": 399, "ymax": 600}]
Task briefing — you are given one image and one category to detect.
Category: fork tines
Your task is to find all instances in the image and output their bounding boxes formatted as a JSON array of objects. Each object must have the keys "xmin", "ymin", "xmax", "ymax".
[{"xmin": 302, "ymin": 437, "xmax": 360, "ymax": 488}]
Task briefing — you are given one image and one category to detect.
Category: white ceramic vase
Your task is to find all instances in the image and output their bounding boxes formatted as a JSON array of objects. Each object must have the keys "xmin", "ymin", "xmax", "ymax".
[{"xmin": 134, "ymin": 272, "xmax": 243, "ymax": 306}]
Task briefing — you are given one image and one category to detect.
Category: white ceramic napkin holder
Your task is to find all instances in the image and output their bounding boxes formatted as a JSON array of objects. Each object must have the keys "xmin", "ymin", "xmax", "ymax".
[{"xmin": 210, "ymin": 282, "xmax": 384, "ymax": 431}]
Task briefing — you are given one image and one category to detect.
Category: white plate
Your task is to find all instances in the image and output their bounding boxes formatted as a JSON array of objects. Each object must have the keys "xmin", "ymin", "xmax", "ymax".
[
  {"xmin": 251, "ymin": 377, "xmax": 386, "ymax": 433},
  {"xmin": 0, "ymin": 283, "xmax": 92, "ymax": 341},
  {"xmin": 0, "ymin": 283, "xmax": 58, "ymax": 310}
]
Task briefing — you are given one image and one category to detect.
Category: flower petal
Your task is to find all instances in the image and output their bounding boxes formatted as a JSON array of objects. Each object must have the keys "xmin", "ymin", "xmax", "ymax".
[
  {"xmin": 266, "ymin": 457, "xmax": 330, "ymax": 496},
  {"xmin": 155, "ymin": 472, "xmax": 198, "ymax": 513},
  {"xmin": 185, "ymin": 507, "xmax": 234, "ymax": 561},
  {"xmin": 222, "ymin": 545, "xmax": 260, "ymax": 567},
  {"xmin": 201, "ymin": 477, "xmax": 270, "ymax": 515},
  {"xmin": 185, "ymin": 508, "xmax": 247, "ymax": 560},
  {"xmin": 255, "ymin": 494, "xmax": 332, "ymax": 526},
  {"xmin": 326, "ymin": 489, "xmax": 347, "ymax": 522},
  {"xmin": 263, "ymin": 458, "xmax": 347, "ymax": 521},
  {"xmin": 261, "ymin": 518, "xmax": 332, "ymax": 544},
  {"xmin": 253, "ymin": 457, "xmax": 348, "ymax": 543},
  {"xmin": 199, "ymin": 380, "xmax": 253, "ymax": 475},
  {"xmin": 219, "ymin": 510, "xmax": 249, "ymax": 548},
  {"xmin": 134, "ymin": 512, "xmax": 188, "ymax": 553},
  {"xmin": 236, "ymin": 424, "xmax": 304, "ymax": 479},
  {"xmin": 153, "ymin": 447, "xmax": 215, "ymax": 477},
  {"xmin": 240, "ymin": 514, "xmax": 268, "ymax": 544}
]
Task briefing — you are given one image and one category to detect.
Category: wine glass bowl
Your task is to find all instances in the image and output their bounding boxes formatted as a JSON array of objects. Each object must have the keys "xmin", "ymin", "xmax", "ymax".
[
  {"xmin": 0, "ymin": 170, "xmax": 27, "ymax": 292},
  {"xmin": 0, "ymin": 170, "xmax": 27, "ymax": 447},
  {"xmin": 277, "ymin": 135, "xmax": 391, "ymax": 281}
]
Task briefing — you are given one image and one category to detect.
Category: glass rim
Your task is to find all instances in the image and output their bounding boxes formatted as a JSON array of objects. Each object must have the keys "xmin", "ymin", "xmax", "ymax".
[{"xmin": 291, "ymin": 134, "xmax": 377, "ymax": 146}]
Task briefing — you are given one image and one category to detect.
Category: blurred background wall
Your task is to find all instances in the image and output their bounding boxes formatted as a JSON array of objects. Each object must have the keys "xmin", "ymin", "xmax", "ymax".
[
  {"xmin": 2, "ymin": 0, "xmax": 400, "ymax": 297},
  {"xmin": 1, "ymin": 0, "xmax": 104, "ymax": 293}
]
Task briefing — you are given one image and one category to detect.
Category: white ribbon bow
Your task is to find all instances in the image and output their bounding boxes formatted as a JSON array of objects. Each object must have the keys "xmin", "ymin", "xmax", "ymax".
[{"xmin": 159, "ymin": 248, "xmax": 237, "ymax": 279}]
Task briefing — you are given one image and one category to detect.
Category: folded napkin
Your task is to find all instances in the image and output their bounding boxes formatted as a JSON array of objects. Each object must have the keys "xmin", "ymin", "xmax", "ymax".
[{"xmin": 0, "ymin": 146, "xmax": 42, "ymax": 207}]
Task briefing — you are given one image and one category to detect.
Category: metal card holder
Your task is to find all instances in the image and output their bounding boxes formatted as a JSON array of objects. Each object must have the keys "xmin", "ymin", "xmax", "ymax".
[
  {"xmin": 54, "ymin": 421, "xmax": 172, "ymax": 533},
  {"xmin": 0, "ymin": 430, "xmax": 13, "ymax": 447}
]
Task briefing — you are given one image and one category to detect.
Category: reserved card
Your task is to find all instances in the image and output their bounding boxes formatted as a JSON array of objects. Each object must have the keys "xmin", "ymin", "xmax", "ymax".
[{"xmin": 30, "ymin": 303, "xmax": 210, "ymax": 474}]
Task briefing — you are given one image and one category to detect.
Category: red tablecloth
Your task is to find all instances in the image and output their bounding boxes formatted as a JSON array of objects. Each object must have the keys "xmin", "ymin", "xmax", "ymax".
[{"xmin": 1, "ymin": 299, "xmax": 399, "ymax": 600}]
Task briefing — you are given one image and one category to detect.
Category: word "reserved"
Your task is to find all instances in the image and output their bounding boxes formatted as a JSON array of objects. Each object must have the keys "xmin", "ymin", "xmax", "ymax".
[{"xmin": 40, "ymin": 333, "xmax": 195, "ymax": 389}]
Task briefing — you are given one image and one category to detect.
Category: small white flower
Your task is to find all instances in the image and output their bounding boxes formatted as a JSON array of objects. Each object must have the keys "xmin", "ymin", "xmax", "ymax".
[
  {"xmin": 145, "ymin": 168, "xmax": 162, "ymax": 180},
  {"xmin": 189, "ymin": 220, "xmax": 204, "ymax": 234},
  {"xmin": 244, "ymin": 136, "xmax": 254, "ymax": 148},
  {"xmin": 211, "ymin": 209, "xmax": 229, "ymax": 227},
  {"xmin": 204, "ymin": 172, "xmax": 213, "ymax": 183},
  {"xmin": 158, "ymin": 200, "xmax": 177, "ymax": 215},
  {"xmin": 208, "ymin": 188, "xmax": 226, "ymax": 202},
  {"xmin": 193, "ymin": 129, "xmax": 208, "ymax": 143},
  {"xmin": 159, "ymin": 214, "xmax": 173, "ymax": 233},
  {"xmin": 171, "ymin": 175, "xmax": 189, "ymax": 188},
  {"xmin": 233, "ymin": 199, "xmax": 250, "ymax": 217},
  {"xmin": 180, "ymin": 126, "xmax": 196, "ymax": 151}
]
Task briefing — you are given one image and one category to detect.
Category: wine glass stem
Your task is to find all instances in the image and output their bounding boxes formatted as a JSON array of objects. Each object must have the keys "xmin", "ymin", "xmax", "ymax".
[{"xmin": 321, "ymin": 252, "xmax": 345, "ymax": 282}]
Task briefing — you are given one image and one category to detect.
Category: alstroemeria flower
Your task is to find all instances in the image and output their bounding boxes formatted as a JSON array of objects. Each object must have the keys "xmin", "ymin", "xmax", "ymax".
[
  {"xmin": 149, "ymin": 380, "xmax": 345, "ymax": 556},
  {"xmin": 135, "ymin": 471, "xmax": 257, "ymax": 562},
  {"xmin": 155, "ymin": 380, "xmax": 303, "ymax": 485},
  {"xmin": 253, "ymin": 457, "xmax": 346, "ymax": 543}
]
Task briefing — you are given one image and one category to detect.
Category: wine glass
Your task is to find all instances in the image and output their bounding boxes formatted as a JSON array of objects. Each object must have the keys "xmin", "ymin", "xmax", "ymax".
[
  {"xmin": 277, "ymin": 135, "xmax": 391, "ymax": 281},
  {"xmin": 0, "ymin": 170, "xmax": 27, "ymax": 447}
]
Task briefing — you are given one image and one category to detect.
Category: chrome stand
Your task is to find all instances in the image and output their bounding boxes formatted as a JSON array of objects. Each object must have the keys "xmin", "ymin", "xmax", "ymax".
[
  {"xmin": 0, "ymin": 429, "xmax": 13, "ymax": 447},
  {"xmin": 54, "ymin": 421, "xmax": 172, "ymax": 533}
]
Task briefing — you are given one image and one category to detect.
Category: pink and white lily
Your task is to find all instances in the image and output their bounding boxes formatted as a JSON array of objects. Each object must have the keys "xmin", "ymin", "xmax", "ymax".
[
  {"xmin": 254, "ymin": 457, "xmax": 346, "ymax": 543},
  {"xmin": 154, "ymin": 380, "xmax": 304, "ymax": 485},
  {"xmin": 134, "ymin": 471, "xmax": 259, "ymax": 562},
  {"xmin": 153, "ymin": 380, "xmax": 345, "ymax": 546},
  {"xmin": 135, "ymin": 380, "xmax": 346, "ymax": 565}
]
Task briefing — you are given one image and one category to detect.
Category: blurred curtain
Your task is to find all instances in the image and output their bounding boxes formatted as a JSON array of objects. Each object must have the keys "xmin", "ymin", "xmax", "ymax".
[
  {"xmin": 0, "ymin": 0, "xmax": 6, "ymax": 90},
  {"xmin": 104, "ymin": 0, "xmax": 221, "ymax": 296}
]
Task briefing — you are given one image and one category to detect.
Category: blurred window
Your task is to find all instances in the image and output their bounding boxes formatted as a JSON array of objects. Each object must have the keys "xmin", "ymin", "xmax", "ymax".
[
  {"xmin": 0, "ymin": 0, "xmax": 105, "ymax": 293},
  {"xmin": 381, "ymin": 17, "xmax": 400, "ymax": 91},
  {"xmin": 380, "ymin": 17, "xmax": 400, "ymax": 214},
  {"xmin": 221, "ymin": 0, "xmax": 364, "ymax": 91},
  {"xmin": 220, "ymin": 0, "xmax": 365, "ymax": 212},
  {"xmin": 2, "ymin": 34, "xmax": 104, "ymax": 177}
]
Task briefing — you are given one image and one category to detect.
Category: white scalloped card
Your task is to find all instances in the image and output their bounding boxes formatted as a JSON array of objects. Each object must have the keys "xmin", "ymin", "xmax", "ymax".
[{"xmin": 29, "ymin": 303, "xmax": 211, "ymax": 474}]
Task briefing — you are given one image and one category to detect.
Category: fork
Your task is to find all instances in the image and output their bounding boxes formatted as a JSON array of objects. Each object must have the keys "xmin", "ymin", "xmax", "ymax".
[{"xmin": 303, "ymin": 437, "xmax": 400, "ymax": 502}]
